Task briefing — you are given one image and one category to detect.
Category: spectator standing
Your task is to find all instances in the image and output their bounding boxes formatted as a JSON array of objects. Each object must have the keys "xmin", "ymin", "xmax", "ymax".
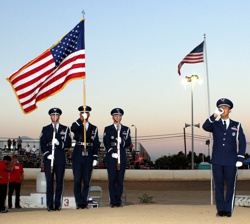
[
  {"xmin": 0, "ymin": 155, "xmax": 11, "ymax": 213},
  {"xmin": 7, "ymin": 139, "xmax": 12, "ymax": 151},
  {"xmin": 17, "ymin": 136, "xmax": 22, "ymax": 151},
  {"xmin": 12, "ymin": 139, "xmax": 16, "ymax": 150},
  {"xmin": 8, "ymin": 155, "xmax": 24, "ymax": 209}
]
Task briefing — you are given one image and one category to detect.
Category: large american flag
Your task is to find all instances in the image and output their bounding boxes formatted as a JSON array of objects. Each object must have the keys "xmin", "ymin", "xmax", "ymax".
[
  {"xmin": 178, "ymin": 41, "xmax": 204, "ymax": 75},
  {"xmin": 7, "ymin": 19, "xmax": 85, "ymax": 114}
]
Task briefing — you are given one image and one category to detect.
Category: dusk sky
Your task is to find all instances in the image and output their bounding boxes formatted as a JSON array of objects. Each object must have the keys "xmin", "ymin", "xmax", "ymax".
[{"xmin": 1, "ymin": 1, "xmax": 250, "ymax": 161}]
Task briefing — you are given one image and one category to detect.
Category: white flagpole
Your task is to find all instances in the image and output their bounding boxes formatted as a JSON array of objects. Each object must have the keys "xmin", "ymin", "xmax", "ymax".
[{"xmin": 204, "ymin": 34, "xmax": 213, "ymax": 205}]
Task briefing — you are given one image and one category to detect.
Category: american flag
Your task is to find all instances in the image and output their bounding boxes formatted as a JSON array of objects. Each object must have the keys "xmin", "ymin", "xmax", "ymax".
[
  {"xmin": 7, "ymin": 19, "xmax": 85, "ymax": 114},
  {"xmin": 178, "ymin": 41, "xmax": 204, "ymax": 75}
]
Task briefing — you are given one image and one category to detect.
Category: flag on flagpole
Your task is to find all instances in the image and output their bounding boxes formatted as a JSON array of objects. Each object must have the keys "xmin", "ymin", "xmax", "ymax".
[
  {"xmin": 178, "ymin": 41, "xmax": 204, "ymax": 75},
  {"xmin": 7, "ymin": 19, "xmax": 85, "ymax": 114}
]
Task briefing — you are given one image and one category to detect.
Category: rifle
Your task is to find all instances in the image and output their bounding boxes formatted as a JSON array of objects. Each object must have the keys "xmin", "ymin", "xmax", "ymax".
[
  {"xmin": 117, "ymin": 116, "xmax": 121, "ymax": 170},
  {"xmin": 50, "ymin": 121, "xmax": 56, "ymax": 173}
]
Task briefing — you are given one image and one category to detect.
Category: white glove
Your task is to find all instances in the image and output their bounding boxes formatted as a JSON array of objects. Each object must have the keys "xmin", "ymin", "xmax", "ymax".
[
  {"xmin": 112, "ymin": 153, "xmax": 119, "ymax": 159},
  {"xmin": 93, "ymin": 160, "xmax": 98, "ymax": 166},
  {"xmin": 82, "ymin": 113, "xmax": 88, "ymax": 120},
  {"xmin": 214, "ymin": 108, "xmax": 224, "ymax": 116},
  {"xmin": 52, "ymin": 138, "xmax": 59, "ymax": 145},
  {"xmin": 47, "ymin": 154, "xmax": 53, "ymax": 160},
  {"xmin": 116, "ymin": 137, "xmax": 122, "ymax": 145},
  {"xmin": 236, "ymin": 161, "xmax": 243, "ymax": 167}
]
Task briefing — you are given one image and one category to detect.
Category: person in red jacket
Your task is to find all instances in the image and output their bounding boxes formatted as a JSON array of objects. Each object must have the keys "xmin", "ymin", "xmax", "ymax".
[
  {"xmin": 0, "ymin": 155, "xmax": 11, "ymax": 213},
  {"xmin": 8, "ymin": 155, "xmax": 24, "ymax": 209}
]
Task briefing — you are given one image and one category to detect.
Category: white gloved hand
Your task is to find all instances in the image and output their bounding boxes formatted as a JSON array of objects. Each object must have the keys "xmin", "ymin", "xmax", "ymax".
[
  {"xmin": 214, "ymin": 108, "xmax": 224, "ymax": 116},
  {"xmin": 236, "ymin": 161, "xmax": 243, "ymax": 167},
  {"xmin": 93, "ymin": 160, "xmax": 98, "ymax": 166},
  {"xmin": 52, "ymin": 138, "xmax": 59, "ymax": 145},
  {"xmin": 112, "ymin": 153, "xmax": 119, "ymax": 159},
  {"xmin": 116, "ymin": 137, "xmax": 122, "ymax": 145},
  {"xmin": 82, "ymin": 113, "xmax": 88, "ymax": 120},
  {"xmin": 47, "ymin": 154, "xmax": 53, "ymax": 160}
]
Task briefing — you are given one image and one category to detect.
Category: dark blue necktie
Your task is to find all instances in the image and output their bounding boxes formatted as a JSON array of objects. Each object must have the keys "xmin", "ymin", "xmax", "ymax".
[{"xmin": 223, "ymin": 121, "xmax": 227, "ymax": 131}]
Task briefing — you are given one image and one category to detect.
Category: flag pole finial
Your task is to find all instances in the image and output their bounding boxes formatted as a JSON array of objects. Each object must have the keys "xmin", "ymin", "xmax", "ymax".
[{"xmin": 82, "ymin": 10, "xmax": 85, "ymax": 18}]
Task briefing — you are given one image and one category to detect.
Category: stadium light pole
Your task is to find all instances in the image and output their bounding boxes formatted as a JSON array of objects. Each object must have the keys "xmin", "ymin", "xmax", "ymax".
[
  {"xmin": 185, "ymin": 75, "xmax": 200, "ymax": 169},
  {"xmin": 131, "ymin": 124, "xmax": 137, "ymax": 152},
  {"xmin": 183, "ymin": 124, "xmax": 190, "ymax": 156}
]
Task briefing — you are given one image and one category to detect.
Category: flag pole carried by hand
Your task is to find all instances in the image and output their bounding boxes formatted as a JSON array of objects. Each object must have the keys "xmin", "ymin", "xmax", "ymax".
[{"xmin": 83, "ymin": 82, "xmax": 87, "ymax": 155}]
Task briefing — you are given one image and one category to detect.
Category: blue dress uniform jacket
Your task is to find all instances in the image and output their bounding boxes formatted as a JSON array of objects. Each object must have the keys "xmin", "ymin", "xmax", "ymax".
[
  {"xmin": 103, "ymin": 124, "xmax": 131, "ymax": 206},
  {"xmin": 203, "ymin": 115, "xmax": 246, "ymax": 165},
  {"xmin": 203, "ymin": 115, "xmax": 246, "ymax": 213},
  {"xmin": 71, "ymin": 119, "xmax": 99, "ymax": 207},
  {"xmin": 40, "ymin": 123, "xmax": 71, "ymax": 208}
]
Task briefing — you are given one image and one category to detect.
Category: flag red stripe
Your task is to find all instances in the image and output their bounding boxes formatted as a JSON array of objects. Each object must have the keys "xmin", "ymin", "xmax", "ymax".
[
  {"xmin": 19, "ymin": 51, "xmax": 85, "ymax": 113},
  {"xmin": 9, "ymin": 50, "xmax": 52, "ymax": 83},
  {"xmin": 177, "ymin": 42, "xmax": 204, "ymax": 76}
]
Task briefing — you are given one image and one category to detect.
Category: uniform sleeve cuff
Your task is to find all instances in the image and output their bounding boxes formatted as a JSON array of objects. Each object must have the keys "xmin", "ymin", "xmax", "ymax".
[{"xmin": 237, "ymin": 155, "xmax": 245, "ymax": 162}]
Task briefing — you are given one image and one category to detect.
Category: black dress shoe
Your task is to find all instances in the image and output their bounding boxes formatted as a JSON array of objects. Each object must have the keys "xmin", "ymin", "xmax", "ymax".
[
  {"xmin": 47, "ymin": 206, "xmax": 54, "ymax": 211},
  {"xmin": 76, "ymin": 204, "xmax": 87, "ymax": 209},
  {"xmin": 116, "ymin": 203, "xmax": 123, "ymax": 207},
  {"xmin": 54, "ymin": 206, "xmax": 61, "ymax": 211},
  {"xmin": 15, "ymin": 205, "xmax": 22, "ymax": 209},
  {"xmin": 81, "ymin": 204, "xmax": 88, "ymax": 209},
  {"xmin": 225, "ymin": 212, "xmax": 232, "ymax": 217},
  {"xmin": 110, "ymin": 204, "xmax": 115, "ymax": 208},
  {"xmin": 216, "ymin": 211, "xmax": 225, "ymax": 217}
]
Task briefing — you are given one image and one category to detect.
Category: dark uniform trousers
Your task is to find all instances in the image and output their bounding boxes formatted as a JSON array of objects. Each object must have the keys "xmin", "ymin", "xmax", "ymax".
[
  {"xmin": 40, "ymin": 124, "xmax": 72, "ymax": 208},
  {"xmin": 106, "ymin": 160, "xmax": 126, "ymax": 205},
  {"xmin": 8, "ymin": 182, "xmax": 21, "ymax": 208},
  {"xmin": 103, "ymin": 124, "xmax": 131, "ymax": 205},
  {"xmin": 71, "ymin": 119, "xmax": 99, "ymax": 207},
  {"xmin": 203, "ymin": 115, "xmax": 246, "ymax": 213}
]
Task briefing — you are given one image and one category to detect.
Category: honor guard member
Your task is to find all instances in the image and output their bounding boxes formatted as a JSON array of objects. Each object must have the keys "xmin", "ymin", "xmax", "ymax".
[
  {"xmin": 71, "ymin": 106, "xmax": 99, "ymax": 209},
  {"xmin": 40, "ymin": 108, "xmax": 72, "ymax": 211},
  {"xmin": 203, "ymin": 98, "xmax": 246, "ymax": 218},
  {"xmin": 103, "ymin": 108, "xmax": 131, "ymax": 207}
]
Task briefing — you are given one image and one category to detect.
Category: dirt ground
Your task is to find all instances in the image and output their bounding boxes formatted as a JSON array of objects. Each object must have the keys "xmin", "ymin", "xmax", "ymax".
[{"xmin": 1, "ymin": 180, "xmax": 250, "ymax": 223}]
